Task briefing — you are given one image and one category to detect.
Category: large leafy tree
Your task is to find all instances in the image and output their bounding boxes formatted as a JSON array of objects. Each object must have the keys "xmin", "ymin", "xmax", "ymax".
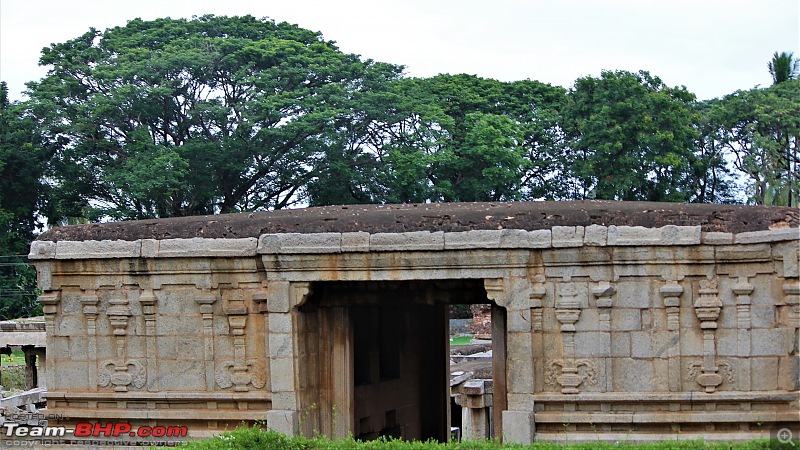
[
  {"xmin": 709, "ymin": 81, "xmax": 800, "ymax": 206},
  {"xmin": 307, "ymin": 74, "xmax": 566, "ymax": 205},
  {"xmin": 562, "ymin": 70, "xmax": 699, "ymax": 201},
  {"xmin": 26, "ymin": 15, "xmax": 402, "ymax": 219},
  {"xmin": 0, "ymin": 82, "xmax": 49, "ymax": 318}
]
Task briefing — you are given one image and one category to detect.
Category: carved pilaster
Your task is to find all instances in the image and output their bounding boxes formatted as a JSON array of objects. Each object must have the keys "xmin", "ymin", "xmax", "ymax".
[
  {"xmin": 660, "ymin": 281, "xmax": 684, "ymax": 331},
  {"xmin": 554, "ymin": 283, "xmax": 586, "ymax": 394},
  {"xmin": 529, "ymin": 275, "xmax": 546, "ymax": 331},
  {"xmin": 80, "ymin": 292, "xmax": 99, "ymax": 388},
  {"xmin": 37, "ymin": 291, "xmax": 60, "ymax": 392},
  {"xmin": 732, "ymin": 277, "xmax": 753, "ymax": 391},
  {"xmin": 196, "ymin": 292, "xmax": 217, "ymax": 391},
  {"xmin": 100, "ymin": 294, "xmax": 144, "ymax": 392},
  {"xmin": 591, "ymin": 281, "xmax": 615, "ymax": 330},
  {"xmin": 216, "ymin": 294, "xmax": 265, "ymax": 392},
  {"xmin": 139, "ymin": 289, "xmax": 157, "ymax": 391},
  {"xmin": 691, "ymin": 278, "xmax": 724, "ymax": 393},
  {"xmin": 659, "ymin": 279, "xmax": 684, "ymax": 392}
]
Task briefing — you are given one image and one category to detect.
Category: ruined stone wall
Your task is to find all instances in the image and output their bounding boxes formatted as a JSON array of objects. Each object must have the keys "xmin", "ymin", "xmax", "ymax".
[{"xmin": 28, "ymin": 202, "xmax": 799, "ymax": 443}]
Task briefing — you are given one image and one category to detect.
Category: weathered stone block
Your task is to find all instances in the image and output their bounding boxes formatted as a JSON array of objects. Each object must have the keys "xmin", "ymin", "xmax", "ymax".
[
  {"xmin": 444, "ymin": 230, "xmax": 502, "ymax": 249},
  {"xmin": 612, "ymin": 358, "xmax": 654, "ymax": 392},
  {"xmin": 575, "ymin": 332, "xmax": 611, "ymax": 357},
  {"xmin": 552, "ymin": 226, "xmax": 585, "ymax": 248},
  {"xmin": 277, "ymin": 233, "xmax": 341, "ymax": 254},
  {"xmin": 584, "ymin": 225, "xmax": 608, "ymax": 246},
  {"xmin": 157, "ymin": 336, "xmax": 177, "ymax": 359},
  {"xmin": 751, "ymin": 329, "xmax": 791, "ymax": 356},
  {"xmin": 341, "ymin": 232, "xmax": 370, "ymax": 252},
  {"xmin": 500, "ymin": 229, "xmax": 550, "ymax": 249},
  {"xmin": 750, "ymin": 306, "xmax": 776, "ymax": 328},
  {"xmin": 269, "ymin": 357, "xmax": 295, "ymax": 392},
  {"xmin": 267, "ymin": 410, "xmax": 298, "ymax": 436},
  {"xmin": 56, "ymin": 240, "xmax": 141, "ymax": 259},
  {"xmin": 140, "ymin": 239, "xmax": 159, "ymax": 258},
  {"xmin": 716, "ymin": 329, "xmax": 738, "ymax": 356},
  {"xmin": 611, "ymin": 332, "xmax": 631, "ymax": 357},
  {"xmin": 702, "ymin": 232, "xmax": 733, "ymax": 245},
  {"xmin": 502, "ymin": 410, "xmax": 534, "ymax": 444},
  {"xmin": 370, "ymin": 231, "xmax": 444, "ymax": 251},
  {"xmin": 778, "ymin": 355, "xmax": 800, "ymax": 391},
  {"xmin": 157, "ymin": 237, "xmax": 257, "ymax": 257},
  {"xmin": 734, "ymin": 228, "xmax": 800, "ymax": 244},
  {"xmin": 611, "ymin": 309, "xmax": 643, "ymax": 331},
  {"xmin": 507, "ymin": 307, "xmax": 532, "ymax": 332},
  {"xmin": 269, "ymin": 333, "xmax": 294, "ymax": 358},
  {"xmin": 750, "ymin": 357, "xmax": 779, "ymax": 390},
  {"xmin": 28, "ymin": 241, "xmax": 56, "ymax": 259},
  {"xmin": 608, "ymin": 225, "xmax": 700, "ymax": 246},
  {"xmin": 156, "ymin": 359, "xmax": 205, "ymax": 391},
  {"xmin": 268, "ymin": 313, "xmax": 293, "ymax": 334}
]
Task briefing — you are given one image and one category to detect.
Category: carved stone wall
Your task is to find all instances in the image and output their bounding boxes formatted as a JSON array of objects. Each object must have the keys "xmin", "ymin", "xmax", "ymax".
[{"xmin": 29, "ymin": 202, "xmax": 799, "ymax": 443}]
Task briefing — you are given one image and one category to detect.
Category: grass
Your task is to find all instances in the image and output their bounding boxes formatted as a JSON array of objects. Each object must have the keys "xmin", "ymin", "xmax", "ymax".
[
  {"xmin": 1, "ymin": 350, "xmax": 25, "ymax": 365},
  {"xmin": 449, "ymin": 336, "xmax": 473, "ymax": 346},
  {"xmin": 175, "ymin": 425, "xmax": 786, "ymax": 450}
]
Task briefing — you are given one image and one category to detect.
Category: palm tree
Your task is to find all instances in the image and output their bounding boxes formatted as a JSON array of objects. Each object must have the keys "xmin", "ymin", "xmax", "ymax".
[{"xmin": 767, "ymin": 51, "xmax": 800, "ymax": 84}]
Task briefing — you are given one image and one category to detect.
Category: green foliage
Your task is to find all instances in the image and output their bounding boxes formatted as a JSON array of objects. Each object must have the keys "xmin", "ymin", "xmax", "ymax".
[
  {"xmin": 175, "ymin": 425, "xmax": 778, "ymax": 449},
  {"xmin": 0, "ymin": 82, "xmax": 45, "ymax": 319},
  {"xmin": 768, "ymin": 51, "xmax": 799, "ymax": 85},
  {"xmin": 562, "ymin": 70, "xmax": 699, "ymax": 201},
  {"xmin": 707, "ymin": 80, "xmax": 800, "ymax": 206},
  {"xmin": 26, "ymin": 15, "xmax": 403, "ymax": 219},
  {"xmin": 1, "ymin": 365, "xmax": 26, "ymax": 391}
]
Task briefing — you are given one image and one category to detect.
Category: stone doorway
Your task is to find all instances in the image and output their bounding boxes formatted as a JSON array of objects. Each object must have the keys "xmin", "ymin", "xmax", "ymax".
[{"xmin": 301, "ymin": 279, "xmax": 504, "ymax": 442}]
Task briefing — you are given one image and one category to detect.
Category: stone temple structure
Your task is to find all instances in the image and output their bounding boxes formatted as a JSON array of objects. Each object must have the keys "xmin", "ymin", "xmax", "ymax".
[{"xmin": 28, "ymin": 201, "xmax": 800, "ymax": 443}]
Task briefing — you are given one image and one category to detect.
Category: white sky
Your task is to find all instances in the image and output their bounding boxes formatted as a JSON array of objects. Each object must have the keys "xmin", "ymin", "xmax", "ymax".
[{"xmin": 1, "ymin": 0, "xmax": 798, "ymax": 102}]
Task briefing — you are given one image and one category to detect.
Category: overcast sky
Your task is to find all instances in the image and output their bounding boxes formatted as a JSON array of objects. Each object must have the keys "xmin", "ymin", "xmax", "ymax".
[{"xmin": 1, "ymin": 0, "xmax": 798, "ymax": 102}]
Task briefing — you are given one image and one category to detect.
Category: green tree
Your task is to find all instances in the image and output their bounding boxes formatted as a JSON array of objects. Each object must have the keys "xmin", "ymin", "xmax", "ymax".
[
  {"xmin": 26, "ymin": 15, "xmax": 402, "ymax": 219},
  {"xmin": 306, "ymin": 74, "xmax": 565, "ymax": 205},
  {"xmin": 710, "ymin": 81, "xmax": 800, "ymax": 206},
  {"xmin": 768, "ymin": 51, "xmax": 799, "ymax": 85},
  {"xmin": 0, "ymin": 82, "xmax": 47, "ymax": 319},
  {"xmin": 562, "ymin": 70, "xmax": 699, "ymax": 201}
]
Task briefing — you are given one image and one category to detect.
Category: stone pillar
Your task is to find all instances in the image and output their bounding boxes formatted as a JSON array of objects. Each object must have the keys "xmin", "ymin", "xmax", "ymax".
[
  {"xmin": 264, "ymin": 280, "xmax": 312, "ymax": 437},
  {"xmin": 23, "ymin": 346, "xmax": 37, "ymax": 390},
  {"xmin": 484, "ymin": 277, "xmax": 534, "ymax": 444},
  {"xmin": 38, "ymin": 291, "xmax": 60, "ymax": 391},
  {"xmin": 456, "ymin": 379, "xmax": 493, "ymax": 441},
  {"xmin": 660, "ymin": 280, "xmax": 684, "ymax": 393}
]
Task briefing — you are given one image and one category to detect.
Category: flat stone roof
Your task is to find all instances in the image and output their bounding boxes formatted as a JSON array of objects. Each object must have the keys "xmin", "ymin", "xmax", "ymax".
[{"xmin": 36, "ymin": 201, "xmax": 799, "ymax": 242}]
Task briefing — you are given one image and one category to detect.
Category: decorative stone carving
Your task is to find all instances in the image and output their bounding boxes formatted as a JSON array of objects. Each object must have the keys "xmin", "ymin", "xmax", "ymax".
[
  {"xmin": 592, "ymin": 281, "xmax": 615, "ymax": 330},
  {"xmin": 216, "ymin": 359, "xmax": 267, "ymax": 390},
  {"xmin": 659, "ymin": 281, "xmax": 683, "ymax": 331},
  {"xmin": 529, "ymin": 275, "xmax": 546, "ymax": 331},
  {"xmin": 544, "ymin": 359, "xmax": 597, "ymax": 394},
  {"xmin": 691, "ymin": 278, "xmax": 725, "ymax": 393},
  {"xmin": 98, "ymin": 294, "xmax": 142, "ymax": 391},
  {"xmin": 80, "ymin": 292, "xmax": 99, "ymax": 335},
  {"xmin": 732, "ymin": 277, "xmax": 753, "ymax": 329},
  {"xmin": 686, "ymin": 359, "xmax": 734, "ymax": 391},
  {"xmin": 98, "ymin": 359, "xmax": 146, "ymax": 391},
  {"xmin": 552, "ymin": 282, "xmax": 588, "ymax": 394}
]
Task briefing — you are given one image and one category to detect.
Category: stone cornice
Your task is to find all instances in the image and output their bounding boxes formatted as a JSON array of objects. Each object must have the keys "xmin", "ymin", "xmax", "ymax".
[{"xmin": 29, "ymin": 226, "xmax": 798, "ymax": 260}]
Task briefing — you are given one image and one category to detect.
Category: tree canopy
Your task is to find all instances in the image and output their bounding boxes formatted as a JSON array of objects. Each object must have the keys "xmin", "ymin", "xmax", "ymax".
[{"xmin": 3, "ymin": 16, "xmax": 799, "ymax": 318}]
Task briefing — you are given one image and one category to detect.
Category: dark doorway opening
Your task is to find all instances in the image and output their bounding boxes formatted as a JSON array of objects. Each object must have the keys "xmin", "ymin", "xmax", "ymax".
[{"xmin": 303, "ymin": 279, "xmax": 504, "ymax": 442}]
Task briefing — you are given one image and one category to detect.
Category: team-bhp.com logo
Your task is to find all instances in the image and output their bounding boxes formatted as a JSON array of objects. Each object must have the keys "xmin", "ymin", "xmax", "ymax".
[{"xmin": 4, "ymin": 422, "xmax": 188, "ymax": 438}]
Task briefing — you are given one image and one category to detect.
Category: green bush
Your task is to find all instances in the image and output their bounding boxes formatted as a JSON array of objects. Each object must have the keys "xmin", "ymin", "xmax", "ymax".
[
  {"xmin": 175, "ymin": 424, "xmax": 779, "ymax": 450},
  {"xmin": 1, "ymin": 364, "xmax": 26, "ymax": 391}
]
